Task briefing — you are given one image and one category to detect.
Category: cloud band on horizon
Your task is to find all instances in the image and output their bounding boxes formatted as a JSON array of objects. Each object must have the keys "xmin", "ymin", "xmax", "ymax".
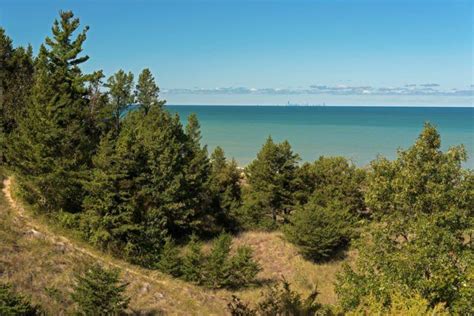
[{"xmin": 163, "ymin": 84, "xmax": 473, "ymax": 97}]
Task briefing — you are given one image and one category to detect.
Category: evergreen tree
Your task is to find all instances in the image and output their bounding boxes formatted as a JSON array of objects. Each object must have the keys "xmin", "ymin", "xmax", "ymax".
[
  {"xmin": 71, "ymin": 264, "xmax": 129, "ymax": 315},
  {"xmin": 209, "ymin": 146, "xmax": 242, "ymax": 230},
  {"xmin": 295, "ymin": 156, "xmax": 366, "ymax": 215},
  {"xmin": 105, "ymin": 69, "xmax": 134, "ymax": 133},
  {"xmin": 181, "ymin": 233, "xmax": 260, "ymax": 289},
  {"xmin": 227, "ymin": 245, "xmax": 261, "ymax": 288},
  {"xmin": 202, "ymin": 233, "xmax": 233, "ymax": 288},
  {"xmin": 181, "ymin": 235, "xmax": 205, "ymax": 283},
  {"xmin": 85, "ymin": 70, "xmax": 110, "ymax": 138},
  {"xmin": 243, "ymin": 137, "xmax": 299, "ymax": 227},
  {"xmin": 156, "ymin": 237, "xmax": 182, "ymax": 277},
  {"xmin": 81, "ymin": 130, "xmax": 146, "ymax": 260},
  {"xmin": 7, "ymin": 11, "xmax": 95, "ymax": 212},
  {"xmin": 0, "ymin": 283, "xmax": 41, "ymax": 316},
  {"xmin": 84, "ymin": 107, "xmax": 212, "ymax": 263},
  {"xmin": 135, "ymin": 68, "xmax": 165, "ymax": 114},
  {"xmin": 0, "ymin": 28, "xmax": 34, "ymax": 164},
  {"xmin": 284, "ymin": 202, "xmax": 353, "ymax": 261},
  {"xmin": 182, "ymin": 113, "xmax": 211, "ymax": 233}
]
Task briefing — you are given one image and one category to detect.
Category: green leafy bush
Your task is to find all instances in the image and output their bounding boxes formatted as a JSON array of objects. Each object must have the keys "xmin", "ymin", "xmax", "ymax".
[{"xmin": 336, "ymin": 124, "xmax": 474, "ymax": 314}]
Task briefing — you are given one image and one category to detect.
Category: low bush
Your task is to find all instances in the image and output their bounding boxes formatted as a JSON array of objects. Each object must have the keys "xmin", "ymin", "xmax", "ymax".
[
  {"xmin": 0, "ymin": 283, "xmax": 42, "ymax": 315},
  {"xmin": 179, "ymin": 233, "xmax": 261, "ymax": 289},
  {"xmin": 71, "ymin": 264, "xmax": 130, "ymax": 315},
  {"xmin": 284, "ymin": 202, "xmax": 353, "ymax": 262},
  {"xmin": 228, "ymin": 280, "xmax": 326, "ymax": 316}
]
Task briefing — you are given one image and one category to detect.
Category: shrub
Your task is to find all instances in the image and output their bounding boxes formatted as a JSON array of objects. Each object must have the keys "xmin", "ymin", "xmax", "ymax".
[
  {"xmin": 181, "ymin": 233, "xmax": 260, "ymax": 289},
  {"xmin": 181, "ymin": 236, "xmax": 205, "ymax": 283},
  {"xmin": 228, "ymin": 280, "xmax": 324, "ymax": 316},
  {"xmin": 284, "ymin": 202, "xmax": 353, "ymax": 261},
  {"xmin": 0, "ymin": 283, "xmax": 41, "ymax": 316},
  {"xmin": 202, "ymin": 233, "xmax": 233, "ymax": 288},
  {"xmin": 227, "ymin": 246, "xmax": 261, "ymax": 288},
  {"xmin": 346, "ymin": 290, "xmax": 449, "ymax": 316},
  {"xmin": 71, "ymin": 264, "xmax": 129, "ymax": 315},
  {"xmin": 155, "ymin": 237, "xmax": 182, "ymax": 277}
]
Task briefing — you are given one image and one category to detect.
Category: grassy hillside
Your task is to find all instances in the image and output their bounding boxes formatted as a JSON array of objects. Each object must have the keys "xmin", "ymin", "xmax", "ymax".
[{"xmin": 0, "ymin": 175, "xmax": 351, "ymax": 314}]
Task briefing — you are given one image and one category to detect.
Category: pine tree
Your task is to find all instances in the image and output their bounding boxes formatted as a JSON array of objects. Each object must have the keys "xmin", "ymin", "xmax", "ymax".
[
  {"xmin": 182, "ymin": 113, "xmax": 211, "ymax": 233},
  {"xmin": 156, "ymin": 237, "xmax": 182, "ymax": 277},
  {"xmin": 71, "ymin": 264, "xmax": 129, "ymax": 315},
  {"xmin": 85, "ymin": 70, "xmax": 110, "ymax": 138},
  {"xmin": 105, "ymin": 69, "xmax": 134, "ymax": 133},
  {"xmin": 295, "ymin": 156, "xmax": 366, "ymax": 215},
  {"xmin": 243, "ymin": 137, "xmax": 299, "ymax": 227},
  {"xmin": 0, "ymin": 283, "xmax": 41, "ymax": 315},
  {"xmin": 202, "ymin": 233, "xmax": 233, "ymax": 288},
  {"xmin": 135, "ymin": 68, "xmax": 165, "ymax": 114},
  {"xmin": 209, "ymin": 146, "xmax": 242, "ymax": 230},
  {"xmin": 7, "ymin": 11, "xmax": 95, "ymax": 212},
  {"xmin": 284, "ymin": 202, "xmax": 353, "ymax": 261},
  {"xmin": 181, "ymin": 235, "xmax": 205, "ymax": 283},
  {"xmin": 227, "ymin": 245, "xmax": 261, "ymax": 288},
  {"xmin": 84, "ymin": 107, "xmax": 212, "ymax": 263},
  {"xmin": 0, "ymin": 28, "xmax": 34, "ymax": 164}
]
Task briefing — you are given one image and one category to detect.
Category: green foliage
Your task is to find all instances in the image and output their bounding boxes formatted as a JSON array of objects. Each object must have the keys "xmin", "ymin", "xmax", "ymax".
[
  {"xmin": 243, "ymin": 137, "xmax": 300, "ymax": 228},
  {"xmin": 181, "ymin": 233, "xmax": 260, "ymax": 289},
  {"xmin": 365, "ymin": 122, "xmax": 470, "ymax": 219},
  {"xmin": 84, "ymin": 70, "xmax": 110, "ymax": 140},
  {"xmin": 156, "ymin": 237, "xmax": 182, "ymax": 277},
  {"xmin": 284, "ymin": 202, "xmax": 353, "ymax": 262},
  {"xmin": 181, "ymin": 235, "xmax": 205, "ymax": 283},
  {"xmin": 0, "ymin": 28, "xmax": 34, "ymax": 165},
  {"xmin": 71, "ymin": 264, "xmax": 129, "ymax": 315},
  {"xmin": 209, "ymin": 146, "xmax": 242, "ymax": 230},
  {"xmin": 7, "ymin": 11, "xmax": 96, "ymax": 212},
  {"xmin": 83, "ymin": 105, "xmax": 212, "ymax": 264},
  {"xmin": 228, "ymin": 280, "xmax": 324, "ymax": 316},
  {"xmin": 0, "ymin": 283, "xmax": 41, "ymax": 316},
  {"xmin": 295, "ymin": 156, "xmax": 366, "ymax": 215},
  {"xmin": 336, "ymin": 123, "xmax": 473, "ymax": 314},
  {"xmin": 202, "ymin": 233, "xmax": 233, "ymax": 288},
  {"xmin": 135, "ymin": 68, "xmax": 165, "ymax": 114},
  {"xmin": 105, "ymin": 69, "xmax": 134, "ymax": 132},
  {"xmin": 346, "ymin": 290, "xmax": 449, "ymax": 316}
]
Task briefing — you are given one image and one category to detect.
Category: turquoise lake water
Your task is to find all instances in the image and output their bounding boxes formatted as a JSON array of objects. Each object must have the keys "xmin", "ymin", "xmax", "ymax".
[{"xmin": 167, "ymin": 106, "xmax": 474, "ymax": 168}]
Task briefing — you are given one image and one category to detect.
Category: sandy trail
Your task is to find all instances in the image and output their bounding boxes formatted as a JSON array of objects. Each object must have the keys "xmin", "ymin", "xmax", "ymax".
[{"xmin": 1, "ymin": 177, "xmax": 167, "ymax": 285}]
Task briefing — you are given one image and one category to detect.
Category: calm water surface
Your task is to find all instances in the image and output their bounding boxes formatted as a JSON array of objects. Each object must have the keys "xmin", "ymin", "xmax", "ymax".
[{"xmin": 167, "ymin": 106, "xmax": 474, "ymax": 167}]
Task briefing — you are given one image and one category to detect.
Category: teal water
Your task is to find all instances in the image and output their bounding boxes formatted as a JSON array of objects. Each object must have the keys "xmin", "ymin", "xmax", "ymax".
[{"xmin": 167, "ymin": 106, "xmax": 474, "ymax": 168}]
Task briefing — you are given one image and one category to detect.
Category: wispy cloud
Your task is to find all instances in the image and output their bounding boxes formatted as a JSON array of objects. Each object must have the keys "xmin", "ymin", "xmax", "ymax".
[{"xmin": 164, "ymin": 84, "xmax": 473, "ymax": 97}]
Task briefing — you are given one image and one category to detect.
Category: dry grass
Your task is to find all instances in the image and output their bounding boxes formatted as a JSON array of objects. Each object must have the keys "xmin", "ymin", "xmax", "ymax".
[
  {"xmin": 0, "ymin": 175, "xmax": 354, "ymax": 314},
  {"xmin": 0, "ymin": 178, "xmax": 229, "ymax": 315},
  {"xmin": 229, "ymin": 231, "xmax": 355, "ymax": 306}
]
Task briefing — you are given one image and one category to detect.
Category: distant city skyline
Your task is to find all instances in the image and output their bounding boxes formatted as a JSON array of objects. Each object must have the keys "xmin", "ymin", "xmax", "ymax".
[{"xmin": 1, "ymin": 0, "xmax": 473, "ymax": 105}]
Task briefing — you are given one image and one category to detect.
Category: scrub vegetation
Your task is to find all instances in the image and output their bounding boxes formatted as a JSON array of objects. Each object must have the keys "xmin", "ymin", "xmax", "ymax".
[{"xmin": 0, "ymin": 11, "xmax": 472, "ymax": 315}]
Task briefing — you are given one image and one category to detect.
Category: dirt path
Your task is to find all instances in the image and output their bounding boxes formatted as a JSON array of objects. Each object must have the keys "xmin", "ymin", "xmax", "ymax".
[
  {"xmin": 2, "ymin": 177, "xmax": 171, "ymax": 285},
  {"xmin": 1, "ymin": 176, "xmax": 230, "ymax": 314}
]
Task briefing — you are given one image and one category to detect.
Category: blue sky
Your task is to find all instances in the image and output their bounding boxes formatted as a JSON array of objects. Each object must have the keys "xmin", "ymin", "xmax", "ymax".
[{"xmin": 1, "ymin": 0, "xmax": 473, "ymax": 105}]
